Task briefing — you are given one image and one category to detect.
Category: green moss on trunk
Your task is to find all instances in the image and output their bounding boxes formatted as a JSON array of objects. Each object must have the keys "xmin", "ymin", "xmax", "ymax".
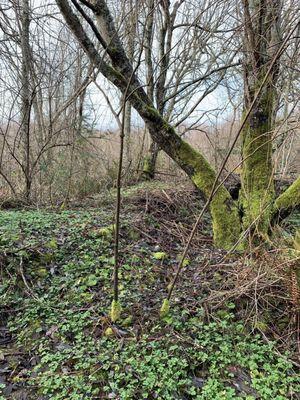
[
  {"xmin": 274, "ymin": 176, "xmax": 300, "ymax": 212},
  {"xmin": 176, "ymin": 141, "xmax": 241, "ymax": 250},
  {"xmin": 240, "ymin": 88, "xmax": 275, "ymax": 236},
  {"xmin": 141, "ymin": 142, "xmax": 160, "ymax": 180},
  {"xmin": 142, "ymin": 155, "xmax": 154, "ymax": 180},
  {"xmin": 133, "ymin": 106, "xmax": 242, "ymax": 249}
]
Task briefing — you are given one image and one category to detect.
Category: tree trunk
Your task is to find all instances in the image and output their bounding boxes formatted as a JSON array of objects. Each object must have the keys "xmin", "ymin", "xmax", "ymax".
[
  {"xmin": 146, "ymin": 119, "xmax": 242, "ymax": 249},
  {"xmin": 274, "ymin": 175, "xmax": 300, "ymax": 217},
  {"xmin": 142, "ymin": 0, "xmax": 158, "ymax": 179},
  {"xmin": 240, "ymin": 0, "xmax": 281, "ymax": 236},
  {"xmin": 124, "ymin": 101, "xmax": 132, "ymax": 166},
  {"xmin": 56, "ymin": 0, "xmax": 242, "ymax": 249},
  {"xmin": 20, "ymin": 0, "xmax": 32, "ymax": 201},
  {"xmin": 123, "ymin": 0, "xmax": 136, "ymax": 168},
  {"xmin": 240, "ymin": 84, "xmax": 276, "ymax": 234},
  {"xmin": 142, "ymin": 142, "xmax": 159, "ymax": 180}
]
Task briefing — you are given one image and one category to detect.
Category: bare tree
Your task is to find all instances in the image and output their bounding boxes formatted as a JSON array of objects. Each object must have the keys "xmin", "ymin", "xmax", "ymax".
[
  {"xmin": 0, "ymin": 0, "xmax": 94, "ymax": 201},
  {"xmin": 55, "ymin": 0, "xmax": 299, "ymax": 250},
  {"xmin": 140, "ymin": 0, "xmax": 241, "ymax": 178}
]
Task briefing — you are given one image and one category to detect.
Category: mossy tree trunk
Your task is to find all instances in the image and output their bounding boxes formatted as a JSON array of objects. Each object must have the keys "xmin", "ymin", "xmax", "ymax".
[
  {"xmin": 57, "ymin": 0, "xmax": 299, "ymax": 250},
  {"xmin": 240, "ymin": 85, "xmax": 276, "ymax": 234},
  {"xmin": 274, "ymin": 176, "xmax": 300, "ymax": 218},
  {"xmin": 142, "ymin": 142, "xmax": 160, "ymax": 180},
  {"xmin": 146, "ymin": 120, "xmax": 242, "ymax": 249},
  {"xmin": 56, "ymin": 0, "xmax": 242, "ymax": 249},
  {"xmin": 240, "ymin": 0, "xmax": 281, "ymax": 236}
]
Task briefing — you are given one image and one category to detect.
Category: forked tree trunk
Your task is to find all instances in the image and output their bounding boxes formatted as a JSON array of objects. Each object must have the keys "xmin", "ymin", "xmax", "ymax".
[{"xmin": 55, "ymin": 0, "xmax": 242, "ymax": 249}]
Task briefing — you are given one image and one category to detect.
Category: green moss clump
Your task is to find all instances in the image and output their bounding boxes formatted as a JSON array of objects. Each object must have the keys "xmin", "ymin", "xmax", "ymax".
[
  {"xmin": 153, "ymin": 252, "xmax": 167, "ymax": 260},
  {"xmin": 104, "ymin": 327, "xmax": 114, "ymax": 337},
  {"xmin": 37, "ymin": 267, "xmax": 48, "ymax": 278},
  {"xmin": 98, "ymin": 224, "xmax": 115, "ymax": 238},
  {"xmin": 110, "ymin": 300, "xmax": 121, "ymax": 322},
  {"xmin": 160, "ymin": 299, "xmax": 170, "ymax": 318},
  {"xmin": 47, "ymin": 238, "xmax": 58, "ymax": 250}
]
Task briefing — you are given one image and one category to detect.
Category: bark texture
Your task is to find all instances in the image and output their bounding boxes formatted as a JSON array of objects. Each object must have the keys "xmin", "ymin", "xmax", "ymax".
[
  {"xmin": 20, "ymin": 0, "xmax": 32, "ymax": 200},
  {"xmin": 240, "ymin": 0, "xmax": 281, "ymax": 235}
]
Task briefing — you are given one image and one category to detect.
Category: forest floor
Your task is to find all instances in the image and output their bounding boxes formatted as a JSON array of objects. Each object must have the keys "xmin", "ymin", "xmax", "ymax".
[{"xmin": 0, "ymin": 181, "xmax": 300, "ymax": 399}]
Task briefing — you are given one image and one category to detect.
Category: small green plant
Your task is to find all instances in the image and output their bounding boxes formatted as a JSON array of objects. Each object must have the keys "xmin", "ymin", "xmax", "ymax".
[
  {"xmin": 1, "ymin": 210, "xmax": 299, "ymax": 399},
  {"xmin": 98, "ymin": 224, "xmax": 115, "ymax": 238},
  {"xmin": 110, "ymin": 299, "xmax": 122, "ymax": 322},
  {"xmin": 153, "ymin": 251, "xmax": 167, "ymax": 260},
  {"xmin": 0, "ymin": 383, "xmax": 6, "ymax": 400},
  {"xmin": 160, "ymin": 298, "xmax": 170, "ymax": 318}
]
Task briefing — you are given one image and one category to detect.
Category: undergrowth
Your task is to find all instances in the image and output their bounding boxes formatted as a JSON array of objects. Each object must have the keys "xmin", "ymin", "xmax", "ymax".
[{"xmin": 0, "ymin": 204, "xmax": 299, "ymax": 399}]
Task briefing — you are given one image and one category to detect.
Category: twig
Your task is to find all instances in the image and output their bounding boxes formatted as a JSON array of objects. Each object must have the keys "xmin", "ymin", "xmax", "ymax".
[{"xmin": 18, "ymin": 256, "xmax": 39, "ymax": 300}]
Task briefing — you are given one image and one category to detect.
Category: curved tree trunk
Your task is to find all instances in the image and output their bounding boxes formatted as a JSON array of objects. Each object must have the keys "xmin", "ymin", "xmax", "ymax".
[
  {"xmin": 56, "ymin": 0, "xmax": 242, "ymax": 249},
  {"xmin": 145, "ymin": 120, "xmax": 241, "ymax": 249}
]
